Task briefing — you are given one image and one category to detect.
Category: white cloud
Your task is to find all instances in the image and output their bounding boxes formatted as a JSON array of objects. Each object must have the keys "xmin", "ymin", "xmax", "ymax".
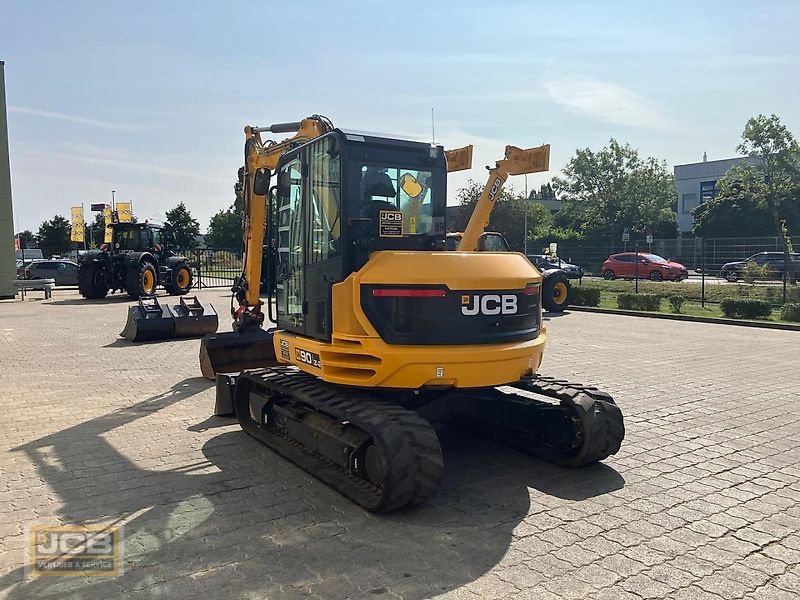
[
  {"xmin": 8, "ymin": 106, "xmax": 132, "ymax": 130},
  {"xmin": 52, "ymin": 142, "xmax": 224, "ymax": 183},
  {"xmin": 10, "ymin": 141, "xmax": 234, "ymax": 231},
  {"xmin": 544, "ymin": 78, "xmax": 672, "ymax": 130}
]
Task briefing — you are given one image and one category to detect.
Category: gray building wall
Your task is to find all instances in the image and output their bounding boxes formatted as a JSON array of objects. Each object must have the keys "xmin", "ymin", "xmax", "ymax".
[
  {"xmin": 0, "ymin": 62, "xmax": 17, "ymax": 299},
  {"xmin": 674, "ymin": 156, "xmax": 758, "ymax": 233}
]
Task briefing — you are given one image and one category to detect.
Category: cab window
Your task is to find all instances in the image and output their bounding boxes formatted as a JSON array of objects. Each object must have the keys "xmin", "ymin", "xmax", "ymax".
[
  {"xmin": 308, "ymin": 137, "xmax": 341, "ymax": 263},
  {"xmin": 479, "ymin": 234, "xmax": 509, "ymax": 252}
]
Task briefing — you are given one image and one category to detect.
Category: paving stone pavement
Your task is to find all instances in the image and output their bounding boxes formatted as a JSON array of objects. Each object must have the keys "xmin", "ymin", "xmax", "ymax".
[{"xmin": 0, "ymin": 288, "xmax": 798, "ymax": 600}]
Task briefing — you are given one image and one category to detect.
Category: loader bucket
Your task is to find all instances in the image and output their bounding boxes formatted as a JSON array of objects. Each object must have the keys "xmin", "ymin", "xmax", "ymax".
[
  {"xmin": 120, "ymin": 296, "xmax": 175, "ymax": 342},
  {"xmin": 199, "ymin": 328, "xmax": 279, "ymax": 380},
  {"xmin": 171, "ymin": 296, "xmax": 219, "ymax": 338}
]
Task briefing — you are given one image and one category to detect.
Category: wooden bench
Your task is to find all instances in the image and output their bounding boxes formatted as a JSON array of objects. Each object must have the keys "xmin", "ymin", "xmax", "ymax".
[{"xmin": 12, "ymin": 278, "xmax": 56, "ymax": 300}]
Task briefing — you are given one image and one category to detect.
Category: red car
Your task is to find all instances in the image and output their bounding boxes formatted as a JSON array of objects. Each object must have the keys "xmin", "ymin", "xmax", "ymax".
[{"xmin": 602, "ymin": 253, "xmax": 689, "ymax": 281}]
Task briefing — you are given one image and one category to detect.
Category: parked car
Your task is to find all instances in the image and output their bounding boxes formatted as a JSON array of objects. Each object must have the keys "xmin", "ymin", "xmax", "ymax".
[
  {"xmin": 527, "ymin": 255, "xmax": 584, "ymax": 279},
  {"xmin": 719, "ymin": 252, "xmax": 800, "ymax": 282},
  {"xmin": 16, "ymin": 259, "xmax": 46, "ymax": 279},
  {"xmin": 602, "ymin": 253, "xmax": 688, "ymax": 281},
  {"xmin": 22, "ymin": 260, "xmax": 80, "ymax": 286}
]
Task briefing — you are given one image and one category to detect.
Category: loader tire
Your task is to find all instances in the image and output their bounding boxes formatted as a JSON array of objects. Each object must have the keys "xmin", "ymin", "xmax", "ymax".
[
  {"xmin": 78, "ymin": 263, "xmax": 108, "ymax": 299},
  {"xmin": 165, "ymin": 263, "xmax": 193, "ymax": 295},
  {"xmin": 542, "ymin": 273, "xmax": 571, "ymax": 313},
  {"xmin": 126, "ymin": 262, "xmax": 158, "ymax": 299}
]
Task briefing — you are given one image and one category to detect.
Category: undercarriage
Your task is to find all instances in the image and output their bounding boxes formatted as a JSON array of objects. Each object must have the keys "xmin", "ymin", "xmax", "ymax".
[{"xmin": 219, "ymin": 367, "xmax": 624, "ymax": 513}]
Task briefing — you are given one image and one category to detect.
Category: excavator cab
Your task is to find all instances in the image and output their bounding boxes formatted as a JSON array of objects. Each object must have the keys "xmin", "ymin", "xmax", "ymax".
[{"xmin": 268, "ymin": 130, "xmax": 448, "ymax": 342}]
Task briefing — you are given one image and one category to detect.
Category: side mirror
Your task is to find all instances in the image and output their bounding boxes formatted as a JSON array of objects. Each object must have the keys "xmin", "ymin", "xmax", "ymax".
[{"xmin": 254, "ymin": 168, "xmax": 272, "ymax": 196}]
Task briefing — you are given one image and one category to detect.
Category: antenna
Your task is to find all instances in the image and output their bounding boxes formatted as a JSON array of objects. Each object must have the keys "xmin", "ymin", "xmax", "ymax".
[{"xmin": 431, "ymin": 107, "xmax": 435, "ymax": 144}]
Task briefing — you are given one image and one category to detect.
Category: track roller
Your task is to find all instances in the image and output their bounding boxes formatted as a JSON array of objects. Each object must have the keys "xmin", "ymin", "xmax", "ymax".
[{"xmin": 234, "ymin": 367, "xmax": 443, "ymax": 513}]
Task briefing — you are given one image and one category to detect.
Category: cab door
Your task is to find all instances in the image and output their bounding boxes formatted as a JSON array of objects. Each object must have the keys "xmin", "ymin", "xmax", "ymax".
[
  {"xmin": 303, "ymin": 136, "xmax": 343, "ymax": 341},
  {"xmin": 275, "ymin": 156, "xmax": 307, "ymax": 336},
  {"xmin": 274, "ymin": 137, "xmax": 344, "ymax": 341}
]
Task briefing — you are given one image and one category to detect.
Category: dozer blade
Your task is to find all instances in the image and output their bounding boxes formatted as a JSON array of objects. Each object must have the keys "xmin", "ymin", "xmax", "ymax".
[
  {"xmin": 171, "ymin": 295, "xmax": 219, "ymax": 338},
  {"xmin": 120, "ymin": 296, "xmax": 175, "ymax": 342},
  {"xmin": 199, "ymin": 328, "xmax": 279, "ymax": 380}
]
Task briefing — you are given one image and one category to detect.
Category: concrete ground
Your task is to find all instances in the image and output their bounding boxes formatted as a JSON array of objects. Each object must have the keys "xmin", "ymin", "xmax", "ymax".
[{"xmin": 0, "ymin": 287, "xmax": 798, "ymax": 600}]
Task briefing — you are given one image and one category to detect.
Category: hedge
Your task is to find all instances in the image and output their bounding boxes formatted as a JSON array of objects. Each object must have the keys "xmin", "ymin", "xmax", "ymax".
[
  {"xmin": 617, "ymin": 293, "xmax": 661, "ymax": 311},
  {"xmin": 581, "ymin": 279, "xmax": 800, "ymax": 305},
  {"xmin": 719, "ymin": 298, "xmax": 772, "ymax": 319},
  {"xmin": 668, "ymin": 295, "xmax": 687, "ymax": 313},
  {"xmin": 780, "ymin": 302, "xmax": 800, "ymax": 322},
  {"xmin": 571, "ymin": 287, "xmax": 601, "ymax": 307}
]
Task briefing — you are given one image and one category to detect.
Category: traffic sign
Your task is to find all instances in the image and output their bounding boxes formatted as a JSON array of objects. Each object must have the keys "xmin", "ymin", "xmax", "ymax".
[
  {"xmin": 646, "ymin": 233, "xmax": 653, "ymax": 244},
  {"xmin": 622, "ymin": 228, "xmax": 630, "ymax": 243}
]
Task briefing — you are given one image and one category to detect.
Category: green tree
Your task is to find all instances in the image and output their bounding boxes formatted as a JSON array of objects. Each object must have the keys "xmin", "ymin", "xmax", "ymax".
[
  {"xmin": 206, "ymin": 209, "xmax": 242, "ymax": 248},
  {"xmin": 36, "ymin": 216, "xmax": 71, "ymax": 257},
  {"xmin": 736, "ymin": 114, "xmax": 800, "ymax": 284},
  {"xmin": 553, "ymin": 139, "xmax": 677, "ymax": 242},
  {"xmin": 165, "ymin": 202, "xmax": 200, "ymax": 250},
  {"xmin": 86, "ymin": 213, "xmax": 106, "ymax": 248},
  {"xmin": 693, "ymin": 164, "xmax": 774, "ymax": 237},
  {"xmin": 15, "ymin": 230, "xmax": 36, "ymax": 248}
]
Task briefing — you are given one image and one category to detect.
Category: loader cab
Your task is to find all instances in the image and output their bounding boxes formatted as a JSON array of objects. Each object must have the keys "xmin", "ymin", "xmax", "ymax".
[
  {"xmin": 111, "ymin": 223, "xmax": 169, "ymax": 253},
  {"xmin": 271, "ymin": 129, "xmax": 448, "ymax": 342}
]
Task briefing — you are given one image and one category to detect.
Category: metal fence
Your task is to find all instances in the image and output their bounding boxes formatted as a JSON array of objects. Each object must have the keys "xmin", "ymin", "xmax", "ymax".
[
  {"xmin": 191, "ymin": 247, "xmax": 243, "ymax": 289},
  {"xmin": 532, "ymin": 235, "xmax": 800, "ymax": 277}
]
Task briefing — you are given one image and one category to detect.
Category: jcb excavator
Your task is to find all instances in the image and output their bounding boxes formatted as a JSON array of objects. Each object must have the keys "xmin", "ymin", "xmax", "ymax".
[{"xmin": 199, "ymin": 116, "xmax": 624, "ymax": 512}]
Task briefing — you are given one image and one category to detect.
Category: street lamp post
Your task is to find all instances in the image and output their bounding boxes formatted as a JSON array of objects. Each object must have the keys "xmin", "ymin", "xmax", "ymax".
[{"xmin": 523, "ymin": 174, "xmax": 528, "ymax": 254}]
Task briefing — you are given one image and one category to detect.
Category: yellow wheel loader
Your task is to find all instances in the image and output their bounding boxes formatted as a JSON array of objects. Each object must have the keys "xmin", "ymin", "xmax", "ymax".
[{"xmin": 199, "ymin": 116, "xmax": 624, "ymax": 512}]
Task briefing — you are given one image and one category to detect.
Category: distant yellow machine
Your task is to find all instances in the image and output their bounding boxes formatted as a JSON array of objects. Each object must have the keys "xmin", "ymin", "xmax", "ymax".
[{"xmin": 199, "ymin": 116, "xmax": 624, "ymax": 512}]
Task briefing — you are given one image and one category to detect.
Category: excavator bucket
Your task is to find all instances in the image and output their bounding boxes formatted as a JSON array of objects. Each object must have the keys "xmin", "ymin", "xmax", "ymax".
[
  {"xmin": 502, "ymin": 144, "xmax": 551, "ymax": 175},
  {"xmin": 199, "ymin": 328, "xmax": 280, "ymax": 380},
  {"xmin": 171, "ymin": 295, "xmax": 219, "ymax": 338},
  {"xmin": 445, "ymin": 145, "xmax": 473, "ymax": 172},
  {"xmin": 120, "ymin": 296, "xmax": 175, "ymax": 342}
]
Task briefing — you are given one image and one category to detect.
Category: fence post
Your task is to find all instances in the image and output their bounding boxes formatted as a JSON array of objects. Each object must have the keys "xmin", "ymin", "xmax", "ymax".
[
  {"xmin": 195, "ymin": 250, "xmax": 203, "ymax": 290},
  {"xmin": 783, "ymin": 268, "xmax": 787, "ymax": 306},
  {"xmin": 701, "ymin": 238, "xmax": 706, "ymax": 308},
  {"xmin": 634, "ymin": 241, "xmax": 639, "ymax": 294}
]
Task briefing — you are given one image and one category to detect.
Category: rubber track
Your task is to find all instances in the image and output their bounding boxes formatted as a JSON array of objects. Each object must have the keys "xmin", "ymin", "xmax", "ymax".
[
  {"xmin": 510, "ymin": 375, "xmax": 625, "ymax": 466},
  {"xmin": 236, "ymin": 367, "xmax": 443, "ymax": 513}
]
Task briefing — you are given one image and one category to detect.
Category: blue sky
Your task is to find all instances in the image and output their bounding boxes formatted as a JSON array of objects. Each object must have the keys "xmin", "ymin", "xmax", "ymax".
[{"xmin": 2, "ymin": 0, "xmax": 798, "ymax": 232}]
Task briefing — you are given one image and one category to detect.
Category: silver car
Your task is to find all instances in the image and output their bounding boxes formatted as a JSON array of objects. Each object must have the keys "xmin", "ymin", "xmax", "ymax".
[{"xmin": 23, "ymin": 260, "xmax": 80, "ymax": 286}]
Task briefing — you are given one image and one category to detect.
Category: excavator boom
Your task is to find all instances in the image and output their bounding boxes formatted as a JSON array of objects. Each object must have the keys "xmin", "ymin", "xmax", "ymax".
[{"xmin": 457, "ymin": 143, "xmax": 550, "ymax": 252}]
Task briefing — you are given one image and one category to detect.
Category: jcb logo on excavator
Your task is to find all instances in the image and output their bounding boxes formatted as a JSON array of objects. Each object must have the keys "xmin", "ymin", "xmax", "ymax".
[
  {"xmin": 488, "ymin": 177, "xmax": 503, "ymax": 201},
  {"xmin": 461, "ymin": 294, "xmax": 518, "ymax": 316}
]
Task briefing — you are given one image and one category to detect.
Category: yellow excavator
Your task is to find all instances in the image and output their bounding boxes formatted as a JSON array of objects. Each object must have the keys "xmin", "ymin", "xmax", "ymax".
[{"xmin": 199, "ymin": 115, "xmax": 624, "ymax": 512}]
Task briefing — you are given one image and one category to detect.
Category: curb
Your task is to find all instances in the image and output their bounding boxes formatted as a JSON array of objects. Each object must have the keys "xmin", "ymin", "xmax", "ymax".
[{"xmin": 568, "ymin": 305, "xmax": 800, "ymax": 332}]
